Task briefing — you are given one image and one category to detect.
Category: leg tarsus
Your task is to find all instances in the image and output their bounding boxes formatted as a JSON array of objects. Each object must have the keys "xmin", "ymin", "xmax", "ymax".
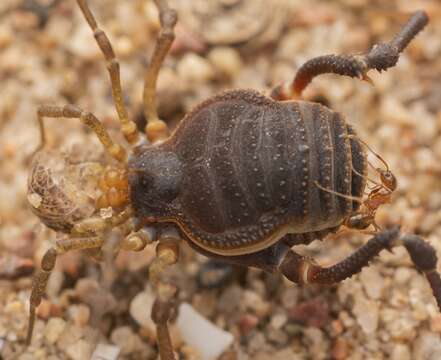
[
  {"xmin": 401, "ymin": 234, "xmax": 437, "ymax": 271},
  {"xmin": 270, "ymin": 11, "xmax": 429, "ymax": 100},
  {"xmin": 401, "ymin": 234, "xmax": 441, "ymax": 311},
  {"xmin": 26, "ymin": 237, "xmax": 104, "ymax": 345}
]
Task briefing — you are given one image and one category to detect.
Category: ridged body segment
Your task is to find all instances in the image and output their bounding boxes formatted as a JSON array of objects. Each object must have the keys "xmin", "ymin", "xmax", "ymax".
[{"xmin": 155, "ymin": 89, "xmax": 367, "ymax": 255}]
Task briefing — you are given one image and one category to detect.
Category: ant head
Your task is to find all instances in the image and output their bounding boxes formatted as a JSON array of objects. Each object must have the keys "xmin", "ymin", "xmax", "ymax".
[{"xmin": 377, "ymin": 168, "xmax": 397, "ymax": 191}]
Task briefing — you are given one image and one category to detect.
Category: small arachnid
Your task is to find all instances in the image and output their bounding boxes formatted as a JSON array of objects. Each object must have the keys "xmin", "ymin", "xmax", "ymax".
[{"xmin": 26, "ymin": 2, "xmax": 441, "ymax": 359}]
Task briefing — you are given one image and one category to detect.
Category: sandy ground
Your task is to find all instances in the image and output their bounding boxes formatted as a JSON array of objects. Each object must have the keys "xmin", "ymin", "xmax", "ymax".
[{"xmin": 1, "ymin": 0, "xmax": 441, "ymax": 359}]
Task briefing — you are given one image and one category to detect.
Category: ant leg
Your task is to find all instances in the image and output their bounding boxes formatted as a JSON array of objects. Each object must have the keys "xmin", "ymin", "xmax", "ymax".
[
  {"xmin": 27, "ymin": 236, "xmax": 104, "ymax": 345},
  {"xmin": 143, "ymin": 0, "xmax": 177, "ymax": 143},
  {"xmin": 350, "ymin": 162, "xmax": 382, "ymax": 189},
  {"xmin": 76, "ymin": 0, "xmax": 140, "ymax": 145},
  {"xmin": 35, "ymin": 105, "xmax": 126, "ymax": 162},
  {"xmin": 347, "ymin": 134, "xmax": 390, "ymax": 171},
  {"xmin": 270, "ymin": 11, "xmax": 428, "ymax": 100},
  {"xmin": 150, "ymin": 236, "xmax": 180, "ymax": 360},
  {"xmin": 314, "ymin": 181, "xmax": 363, "ymax": 204}
]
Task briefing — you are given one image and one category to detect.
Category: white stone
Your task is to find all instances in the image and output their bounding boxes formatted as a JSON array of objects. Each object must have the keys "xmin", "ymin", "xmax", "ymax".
[
  {"xmin": 91, "ymin": 344, "xmax": 121, "ymax": 360},
  {"xmin": 129, "ymin": 289, "xmax": 155, "ymax": 331},
  {"xmin": 176, "ymin": 303, "xmax": 234, "ymax": 360}
]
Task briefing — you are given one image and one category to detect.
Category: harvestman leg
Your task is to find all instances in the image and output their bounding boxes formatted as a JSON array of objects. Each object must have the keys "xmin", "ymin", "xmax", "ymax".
[
  {"xmin": 70, "ymin": 207, "xmax": 132, "ymax": 236},
  {"xmin": 270, "ymin": 11, "xmax": 429, "ymax": 100},
  {"xmin": 76, "ymin": 0, "xmax": 140, "ymax": 145},
  {"xmin": 26, "ymin": 236, "xmax": 104, "ymax": 345},
  {"xmin": 143, "ymin": 0, "xmax": 177, "ymax": 143},
  {"xmin": 149, "ymin": 236, "xmax": 181, "ymax": 360},
  {"xmin": 278, "ymin": 228, "xmax": 441, "ymax": 310},
  {"xmin": 212, "ymin": 228, "xmax": 441, "ymax": 311},
  {"xmin": 26, "ymin": 223, "xmax": 153, "ymax": 345},
  {"xmin": 34, "ymin": 104, "xmax": 126, "ymax": 161}
]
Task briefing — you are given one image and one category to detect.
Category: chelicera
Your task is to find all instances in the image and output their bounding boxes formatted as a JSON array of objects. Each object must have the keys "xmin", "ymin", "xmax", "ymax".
[{"xmin": 26, "ymin": 2, "xmax": 441, "ymax": 359}]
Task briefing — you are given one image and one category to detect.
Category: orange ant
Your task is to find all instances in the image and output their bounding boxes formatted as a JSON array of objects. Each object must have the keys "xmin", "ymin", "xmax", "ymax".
[{"xmin": 316, "ymin": 135, "xmax": 397, "ymax": 232}]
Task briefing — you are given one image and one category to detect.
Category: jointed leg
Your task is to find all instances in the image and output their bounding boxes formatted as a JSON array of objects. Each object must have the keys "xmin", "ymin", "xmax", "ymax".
[
  {"xmin": 71, "ymin": 207, "xmax": 133, "ymax": 236},
  {"xmin": 271, "ymin": 10, "xmax": 429, "ymax": 100},
  {"xmin": 402, "ymin": 234, "xmax": 441, "ymax": 310},
  {"xmin": 76, "ymin": 0, "xmax": 140, "ymax": 145},
  {"xmin": 143, "ymin": 0, "xmax": 177, "ymax": 143},
  {"xmin": 35, "ymin": 104, "xmax": 126, "ymax": 162},
  {"xmin": 27, "ymin": 236, "xmax": 104, "ymax": 345},
  {"xmin": 150, "ymin": 236, "xmax": 180, "ymax": 360},
  {"xmin": 278, "ymin": 227, "xmax": 441, "ymax": 311},
  {"xmin": 119, "ymin": 227, "xmax": 155, "ymax": 252},
  {"xmin": 280, "ymin": 228, "xmax": 399, "ymax": 284}
]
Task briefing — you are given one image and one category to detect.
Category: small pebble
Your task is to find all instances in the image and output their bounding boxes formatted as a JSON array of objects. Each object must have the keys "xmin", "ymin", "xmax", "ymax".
[
  {"xmin": 359, "ymin": 267, "xmax": 385, "ymax": 300},
  {"xmin": 177, "ymin": 53, "xmax": 215, "ymax": 83},
  {"xmin": 44, "ymin": 317, "xmax": 66, "ymax": 345},
  {"xmin": 248, "ymin": 332, "xmax": 267, "ymax": 354},
  {"xmin": 288, "ymin": 297, "xmax": 329, "ymax": 328},
  {"xmin": 352, "ymin": 296, "xmax": 379, "ymax": 335},
  {"xmin": 243, "ymin": 290, "xmax": 271, "ymax": 318},
  {"xmin": 390, "ymin": 343, "xmax": 411, "ymax": 360},
  {"xmin": 57, "ymin": 325, "xmax": 84, "ymax": 349},
  {"xmin": 111, "ymin": 326, "xmax": 143, "ymax": 355},
  {"xmin": 69, "ymin": 304, "xmax": 90, "ymax": 327},
  {"xmin": 332, "ymin": 338, "xmax": 349, "ymax": 360},
  {"xmin": 430, "ymin": 314, "xmax": 441, "ymax": 333},
  {"xmin": 36, "ymin": 299, "xmax": 52, "ymax": 320},
  {"xmin": 239, "ymin": 313, "xmax": 259, "ymax": 335},
  {"xmin": 270, "ymin": 313, "xmax": 287, "ymax": 330},
  {"xmin": 266, "ymin": 327, "xmax": 289, "ymax": 346},
  {"xmin": 382, "ymin": 308, "xmax": 417, "ymax": 341},
  {"xmin": 208, "ymin": 47, "xmax": 242, "ymax": 78},
  {"xmin": 217, "ymin": 285, "xmax": 242, "ymax": 316},
  {"xmin": 413, "ymin": 331, "xmax": 441, "ymax": 360}
]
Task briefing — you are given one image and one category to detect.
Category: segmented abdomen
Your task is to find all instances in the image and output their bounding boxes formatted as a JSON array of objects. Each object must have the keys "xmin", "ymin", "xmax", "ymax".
[{"xmin": 173, "ymin": 90, "xmax": 366, "ymax": 249}]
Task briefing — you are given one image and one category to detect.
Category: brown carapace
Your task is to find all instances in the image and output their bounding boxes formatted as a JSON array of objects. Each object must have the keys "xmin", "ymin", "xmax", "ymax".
[{"xmin": 26, "ymin": 2, "xmax": 441, "ymax": 359}]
